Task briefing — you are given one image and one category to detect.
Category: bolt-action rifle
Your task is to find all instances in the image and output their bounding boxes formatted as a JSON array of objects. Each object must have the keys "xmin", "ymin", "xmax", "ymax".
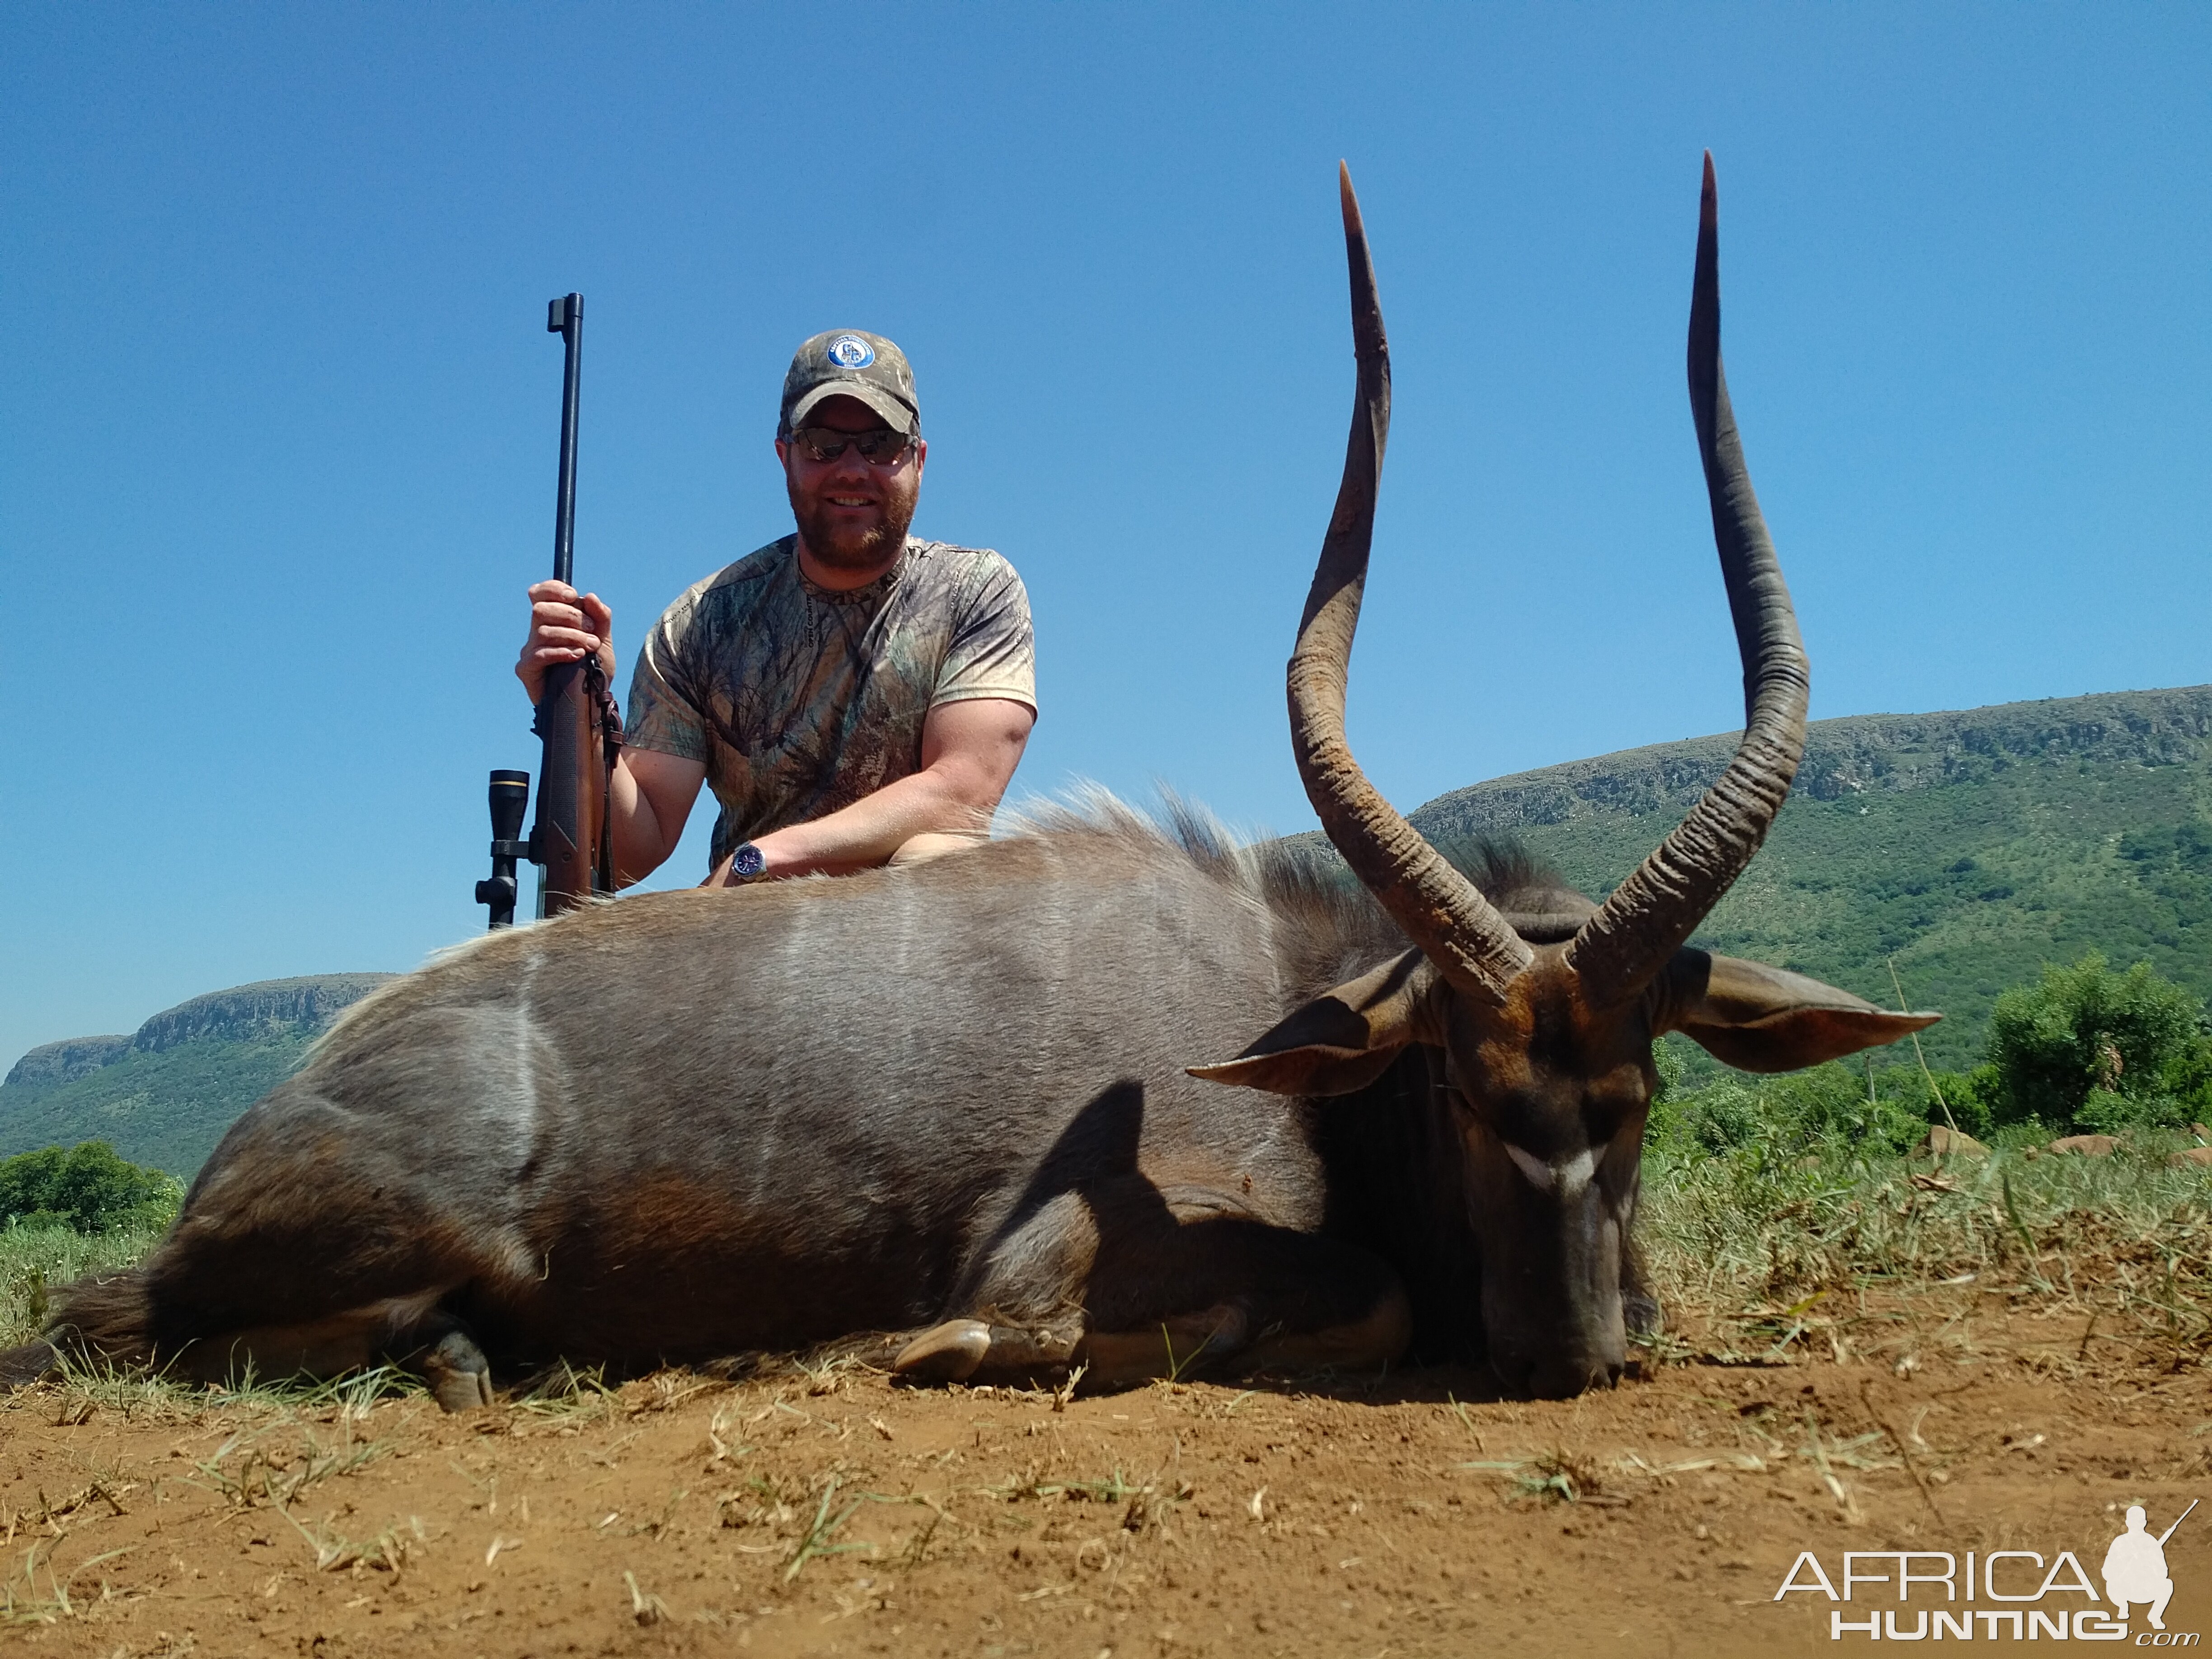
[
  {"xmin": 476, "ymin": 293, "xmax": 619, "ymax": 928},
  {"xmin": 2159, "ymin": 1499, "xmax": 2198, "ymax": 1546}
]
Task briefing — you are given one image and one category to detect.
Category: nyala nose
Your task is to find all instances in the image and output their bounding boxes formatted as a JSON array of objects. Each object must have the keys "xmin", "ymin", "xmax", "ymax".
[
  {"xmin": 1530, "ymin": 1355, "xmax": 1622, "ymax": 1399},
  {"xmin": 1497, "ymin": 1350, "xmax": 1623, "ymax": 1400}
]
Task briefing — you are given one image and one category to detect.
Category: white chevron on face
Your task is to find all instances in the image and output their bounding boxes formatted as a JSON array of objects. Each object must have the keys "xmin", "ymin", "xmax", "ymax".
[{"xmin": 1503, "ymin": 1143, "xmax": 1597, "ymax": 1197}]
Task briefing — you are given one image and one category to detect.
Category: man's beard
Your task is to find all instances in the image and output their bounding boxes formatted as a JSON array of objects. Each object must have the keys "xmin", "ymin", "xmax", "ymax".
[{"xmin": 790, "ymin": 484, "xmax": 917, "ymax": 576}]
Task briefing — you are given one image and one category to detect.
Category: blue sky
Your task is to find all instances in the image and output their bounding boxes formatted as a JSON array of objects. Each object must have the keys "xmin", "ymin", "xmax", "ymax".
[{"xmin": 4, "ymin": 4, "xmax": 2206, "ymax": 1067}]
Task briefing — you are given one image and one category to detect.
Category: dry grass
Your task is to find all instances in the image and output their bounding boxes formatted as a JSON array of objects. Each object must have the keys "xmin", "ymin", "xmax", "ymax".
[{"xmin": 1640, "ymin": 1135, "xmax": 2212, "ymax": 1376}]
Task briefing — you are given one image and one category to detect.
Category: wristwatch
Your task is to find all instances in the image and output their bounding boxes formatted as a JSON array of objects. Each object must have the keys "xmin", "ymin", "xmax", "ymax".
[{"xmin": 729, "ymin": 842, "xmax": 768, "ymax": 884}]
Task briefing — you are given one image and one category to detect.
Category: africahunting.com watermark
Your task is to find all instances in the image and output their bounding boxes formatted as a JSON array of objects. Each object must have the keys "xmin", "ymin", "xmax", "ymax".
[{"xmin": 1772, "ymin": 1501, "xmax": 2198, "ymax": 1643}]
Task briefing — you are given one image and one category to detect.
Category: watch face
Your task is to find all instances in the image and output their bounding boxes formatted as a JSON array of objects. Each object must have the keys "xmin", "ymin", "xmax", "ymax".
[{"xmin": 731, "ymin": 843, "xmax": 766, "ymax": 880}]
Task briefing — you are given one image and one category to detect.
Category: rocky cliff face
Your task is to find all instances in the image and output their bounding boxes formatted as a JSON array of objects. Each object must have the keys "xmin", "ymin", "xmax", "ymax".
[
  {"xmin": 127, "ymin": 975, "xmax": 397, "ymax": 1055},
  {"xmin": 5, "ymin": 974, "xmax": 398, "ymax": 1090},
  {"xmin": 1407, "ymin": 685, "xmax": 2212, "ymax": 838},
  {"xmin": 4, "ymin": 1035, "xmax": 133, "ymax": 1091}
]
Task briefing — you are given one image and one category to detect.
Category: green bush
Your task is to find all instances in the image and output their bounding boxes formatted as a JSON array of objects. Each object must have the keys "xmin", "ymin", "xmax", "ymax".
[
  {"xmin": 1651, "ymin": 1059, "xmax": 1933, "ymax": 1161},
  {"xmin": 2075, "ymin": 1087, "xmax": 2193, "ymax": 1137},
  {"xmin": 2162, "ymin": 1025, "xmax": 2212, "ymax": 1114},
  {"xmin": 1903, "ymin": 1066, "xmax": 1999, "ymax": 1138},
  {"xmin": 1984, "ymin": 952, "xmax": 2212, "ymax": 1132},
  {"xmin": 0, "ymin": 1141, "xmax": 181, "ymax": 1235},
  {"xmin": 1675, "ymin": 1078, "xmax": 1762, "ymax": 1153}
]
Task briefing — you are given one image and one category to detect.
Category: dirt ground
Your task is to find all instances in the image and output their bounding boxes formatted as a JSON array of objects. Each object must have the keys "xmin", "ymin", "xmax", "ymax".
[{"xmin": 4, "ymin": 1287, "xmax": 2207, "ymax": 1659}]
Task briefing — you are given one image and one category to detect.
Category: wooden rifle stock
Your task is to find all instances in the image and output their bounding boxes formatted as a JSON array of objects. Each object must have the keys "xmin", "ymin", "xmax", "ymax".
[{"xmin": 534, "ymin": 657, "xmax": 607, "ymax": 911}]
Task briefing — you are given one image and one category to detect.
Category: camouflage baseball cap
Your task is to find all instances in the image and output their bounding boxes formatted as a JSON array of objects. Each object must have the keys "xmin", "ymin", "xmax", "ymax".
[{"xmin": 780, "ymin": 330, "xmax": 920, "ymax": 436}]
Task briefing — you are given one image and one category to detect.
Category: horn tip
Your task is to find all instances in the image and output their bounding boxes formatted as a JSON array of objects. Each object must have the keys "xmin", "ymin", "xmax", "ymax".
[
  {"xmin": 1339, "ymin": 161, "xmax": 1362, "ymax": 230},
  {"xmin": 1701, "ymin": 151, "xmax": 1717, "ymax": 224}
]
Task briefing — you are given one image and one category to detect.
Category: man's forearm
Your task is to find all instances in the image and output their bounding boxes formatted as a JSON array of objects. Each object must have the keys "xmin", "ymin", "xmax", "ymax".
[
  {"xmin": 740, "ymin": 696, "xmax": 1032, "ymax": 880},
  {"xmin": 748, "ymin": 764, "xmax": 991, "ymax": 877}
]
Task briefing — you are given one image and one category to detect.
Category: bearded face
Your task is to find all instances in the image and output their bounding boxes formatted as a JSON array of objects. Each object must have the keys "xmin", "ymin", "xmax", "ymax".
[{"xmin": 778, "ymin": 397, "xmax": 925, "ymax": 579}]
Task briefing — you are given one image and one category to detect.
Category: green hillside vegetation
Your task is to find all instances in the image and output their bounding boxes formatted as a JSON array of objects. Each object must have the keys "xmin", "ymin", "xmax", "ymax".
[
  {"xmin": 1406, "ymin": 684, "xmax": 2212, "ymax": 1076},
  {"xmin": 0, "ymin": 1032, "xmax": 321, "ymax": 1178},
  {"xmin": 0, "ymin": 975, "xmax": 395, "ymax": 1177}
]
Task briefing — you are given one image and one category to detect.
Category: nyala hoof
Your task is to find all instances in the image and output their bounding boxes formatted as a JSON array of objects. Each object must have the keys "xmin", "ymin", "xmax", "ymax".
[
  {"xmin": 420, "ymin": 1328, "xmax": 495, "ymax": 1412},
  {"xmin": 892, "ymin": 1319, "xmax": 991, "ymax": 1382}
]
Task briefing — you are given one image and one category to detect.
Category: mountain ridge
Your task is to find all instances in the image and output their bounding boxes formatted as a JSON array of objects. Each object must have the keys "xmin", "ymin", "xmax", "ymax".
[
  {"xmin": 1407, "ymin": 685, "xmax": 2212, "ymax": 838},
  {"xmin": 5, "ymin": 974, "xmax": 399, "ymax": 1091}
]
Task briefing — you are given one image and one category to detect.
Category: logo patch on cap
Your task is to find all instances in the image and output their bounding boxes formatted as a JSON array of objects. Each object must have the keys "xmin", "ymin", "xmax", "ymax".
[{"xmin": 827, "ymin": 335, "xmax": 875, "ymax": 369}]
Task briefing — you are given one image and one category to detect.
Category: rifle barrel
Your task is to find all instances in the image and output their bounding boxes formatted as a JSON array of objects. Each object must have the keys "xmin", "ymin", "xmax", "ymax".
[
  {"xmin": 2158, "ymin": 1498, "xmax": 2198, "ymax": 1545},
  {"xmin": 549, "ymin": 294, "xmax": 582, "ymax": 584}
]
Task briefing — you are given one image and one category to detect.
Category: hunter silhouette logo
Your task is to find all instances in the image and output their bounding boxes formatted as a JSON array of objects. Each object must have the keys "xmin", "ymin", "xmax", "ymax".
[{"xmin": 2107, "ymin": 1502, "xmax": 2194, "ymax": 1632}]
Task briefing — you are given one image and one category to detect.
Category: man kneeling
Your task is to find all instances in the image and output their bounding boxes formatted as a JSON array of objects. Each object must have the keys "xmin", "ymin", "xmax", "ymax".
[{"xmin": 516, "ymin": 329, "xmax": 1036, "ymax": 887}]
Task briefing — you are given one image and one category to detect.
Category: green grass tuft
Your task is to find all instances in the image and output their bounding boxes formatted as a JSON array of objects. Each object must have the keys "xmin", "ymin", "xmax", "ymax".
[{"xmin": 0, "ymin": 1219, "xmax": 167, "ymax": 1348}]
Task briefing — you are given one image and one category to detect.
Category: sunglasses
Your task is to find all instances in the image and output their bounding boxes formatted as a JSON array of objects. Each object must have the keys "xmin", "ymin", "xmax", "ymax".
[{"xmin": 787, "ymin": 426, "xmax": 916, "ymax": 466}]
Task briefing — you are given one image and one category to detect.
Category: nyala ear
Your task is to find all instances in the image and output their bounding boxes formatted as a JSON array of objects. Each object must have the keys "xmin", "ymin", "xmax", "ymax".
[
  {"xmin": 1659, "ymin": 950, "xmax": 1940, "ymax": 1073},
  {"xmin": 1189, "ymin": 949, "xmax": 1443, "ymax": 1096}
]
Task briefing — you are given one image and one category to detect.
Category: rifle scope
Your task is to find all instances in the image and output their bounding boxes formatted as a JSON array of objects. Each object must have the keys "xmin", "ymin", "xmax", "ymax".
[{"xmin": 475, "ymin": 769, "xmax": 532, "ymax": 928}]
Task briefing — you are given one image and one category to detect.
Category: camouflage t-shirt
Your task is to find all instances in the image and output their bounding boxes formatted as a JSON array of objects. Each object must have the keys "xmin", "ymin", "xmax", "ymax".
[{"xmin": 625, "ymin": 535, "xmax": 1036, "ymax": 870}]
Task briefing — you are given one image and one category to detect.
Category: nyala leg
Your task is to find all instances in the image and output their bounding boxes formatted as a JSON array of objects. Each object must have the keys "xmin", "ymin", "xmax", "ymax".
[{"xmin": 1622, "ymin": 1229, "xmax": 1663, "ymax": 1342}]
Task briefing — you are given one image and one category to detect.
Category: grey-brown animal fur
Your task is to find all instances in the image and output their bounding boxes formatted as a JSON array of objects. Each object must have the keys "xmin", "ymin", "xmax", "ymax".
[{"xmin": 8, "ymin": 806, "xmax": 1549, "ymax": 1400}]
